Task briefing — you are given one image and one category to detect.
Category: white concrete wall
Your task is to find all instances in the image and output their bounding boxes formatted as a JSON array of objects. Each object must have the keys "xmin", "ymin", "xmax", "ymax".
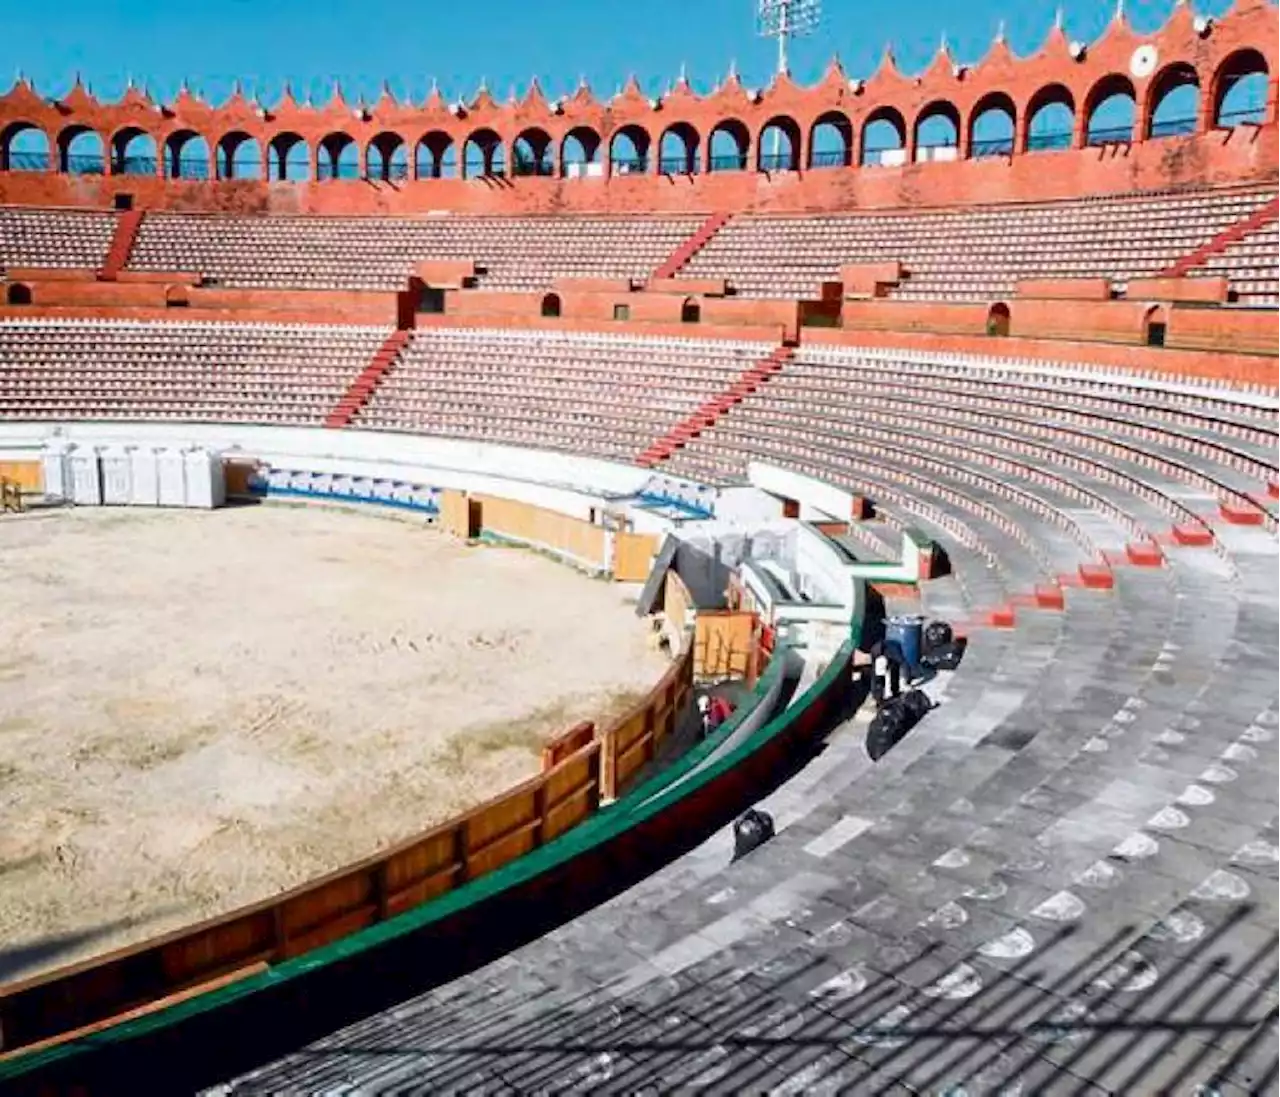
[
  {"xmin": 0, "ymin": 422, "xmax": 655, "ymax": 524},
  {"xmin": 747, "ymin": 460, "xmax": 856, "ymax": 522}
]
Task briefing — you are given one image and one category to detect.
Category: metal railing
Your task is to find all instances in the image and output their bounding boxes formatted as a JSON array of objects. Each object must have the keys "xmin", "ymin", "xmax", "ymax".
[
  {"xmin": 659, "ymin": 156, "xmax": 698, "ymax": 175},
  {"xmin": 1086, "ymin": 123, "xmax": 1134, "ymax": 146},
  {"xmin": 708, "ymin": 153, "xmax": 748, "ymax": 172},
  {"xmin": 972, "ymin": 137, "xmax": 1014, "ymax": 158},
  {"xmin": 1026, "ymin": 130, "xmax": 1072, "ymax": 151},
  {"xmin": 610, "ymin": 156, "xmax": 648, "ymax": 174},
  {"xmin": 759, "ymin": 152, "xmax": 797, "ymax": 171},
  {"xmin": 809, "ymin": 149, "xmax": 850, "ymax": 168}
]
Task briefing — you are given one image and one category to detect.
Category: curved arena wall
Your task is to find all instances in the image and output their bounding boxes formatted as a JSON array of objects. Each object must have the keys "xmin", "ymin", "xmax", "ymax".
[
  {"xmin": 0, "ymin": 496, "xmax": 859, "ymax": 1089},
  {"xmin": 0, "ymin": 430, "xmax": 704, "ymax": 1064}
]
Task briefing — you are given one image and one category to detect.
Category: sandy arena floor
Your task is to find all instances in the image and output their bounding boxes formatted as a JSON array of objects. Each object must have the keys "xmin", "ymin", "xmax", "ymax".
[{"xmin": 0, "ymin": 503, "xmax": 668, "ymax": 982}]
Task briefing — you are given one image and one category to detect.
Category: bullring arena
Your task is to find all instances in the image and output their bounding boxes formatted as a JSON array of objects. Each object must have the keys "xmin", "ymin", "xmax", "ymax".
[
  {"xmin": 0, "ymin": 0, "xmax": 1277, "ymax": 1093},
  {"xmin": 0, "ymin": 504, "xmax": 665, "ymax": 979}
]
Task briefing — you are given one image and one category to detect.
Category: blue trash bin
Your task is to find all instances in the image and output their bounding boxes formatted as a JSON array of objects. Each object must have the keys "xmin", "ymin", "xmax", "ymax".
[{"xmin": 885, "ymin": 614, "xmax": 925, "ymax": 672}]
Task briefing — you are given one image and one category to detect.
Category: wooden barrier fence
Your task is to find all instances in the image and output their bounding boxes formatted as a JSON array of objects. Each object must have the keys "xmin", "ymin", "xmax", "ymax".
[
  {"xmin": 0, "ymin": 641, "xmax": 693, "ymax": 1058},
  {"xmin": 598, "ymin": 641, "xmax": 694, "ymax": 800},
  {"xmin": 0, "ymin": 476, "xmax": 21, "ymax": 514}
]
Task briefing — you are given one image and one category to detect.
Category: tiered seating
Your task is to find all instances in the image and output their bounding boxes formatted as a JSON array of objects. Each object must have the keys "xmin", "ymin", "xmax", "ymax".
[
  {"xmin": 680, "ymin": 186, "xmax": 1278, "ymax": 301},
  {"xmin": 353, "ymin": 327, "xmax": 773, "ymax": 461},
  {"xmin": 1193, "ymin": 220, "xmax": 1280, "ymax": 306},
  {"xmin": 0, "ymin": 319, "xmax": 388, "ymax": 423},
  {"xmin": 128, "ymin": 212, "xmax": 702, "ymax": 291},
  {"xmin": 224, "ymin": 345, "xmax": 1279, "ymax": 1095},
  {"xmin": 0, "ymin": 206, "xmax": 117, "ymax": 272}
]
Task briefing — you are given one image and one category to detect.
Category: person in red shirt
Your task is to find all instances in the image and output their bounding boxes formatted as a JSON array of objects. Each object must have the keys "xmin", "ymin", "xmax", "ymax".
[{"xmin": 698, "ymin": 694, "xmax": 736, "ymax": 738}]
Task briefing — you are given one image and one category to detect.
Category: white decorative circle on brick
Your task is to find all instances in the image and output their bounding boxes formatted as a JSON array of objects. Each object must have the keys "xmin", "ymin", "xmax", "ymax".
[
  {"xmin": 1113, "ymin": 832, "xmax": 1159, "ymax": 859},
  {"xmin": 924, "ymin": 901, "xmax": 969, "ymax": 930},
  {"xmin": 1075, "ymin": 860, "xmax": 1121, "ymax": 889},
  {"xmin": 1147, "ymin": 806, "xmax": 1191, "ymax": 830},
  {"xmin": 1230, "ymin": 841, "xmax": 1279, "ymax": 866},
  {"xmin": 1191, "ymin": 870, "xmax": 1251, "ymax": 901},
  {"xmin": 1031, "ymin": 891, "xmax": 1086, "ymax": 922},
  {"xmin": 933, "ymin": 848, "xmax": 970, "ymax": 869},
  {"xmin": 1222, "ymin": 743, "xmax": 1258, "ymax": 763},
  {"xmin": 1199, "ymin": 764, "xmax": 1238, "ymax": 784},
  {"xmin": 1092, "ymin": 950, "xmax": 1159, "ymax": 993},
  {"xmin": 1148, "ymin": 909, "xmax": 1206, "ymax": 944},
  {"xmin": 810, "ymin": 966, "xmax": 870, "ymax": 1002},
  {"xmin": 963, "ymin": 879, "xmax": 1009, "ymax": 901},
  {"xmin": 1176, "ymin": 785, "xmax": 1215, "ymax": 807},
  {"xmin": 979, "ymin": 927, "xmax": 1036, "ymax": 960},
  {"xmin": 924, "ymin": 962, "xmax": 984, "ymax": 1000}
]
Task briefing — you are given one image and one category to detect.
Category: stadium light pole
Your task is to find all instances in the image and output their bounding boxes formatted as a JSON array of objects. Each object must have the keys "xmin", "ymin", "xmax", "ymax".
[
  {"xmin": 757, "ymin": 0, "xmax": 821, "ymax": 78},
  {"xmin": 757, "ymin": 0, "xmax": 821, "ymax": 164}
]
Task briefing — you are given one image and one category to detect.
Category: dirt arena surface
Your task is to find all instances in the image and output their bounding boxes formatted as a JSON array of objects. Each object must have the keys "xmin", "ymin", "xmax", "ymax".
[{"xmin": 0, "ymin": 503, "xmax": 668, "ymax": 982}]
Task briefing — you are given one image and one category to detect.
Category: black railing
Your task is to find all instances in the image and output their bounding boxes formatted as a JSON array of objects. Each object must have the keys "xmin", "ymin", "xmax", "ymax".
[
  {"xmin": 809, "ymin": 149, "xmax": 850, "ymax": 168},
  {"xmin": 758, "ymin": 152, "xmax": 797, "ymax": 171},
  {"xmin": 972, "ymin": 137, "xmax": 1014, "ymax": 158},
  {"xmin": 1086, "ymin": 124, "xmax": 1133, "ymax": 146},
  {"xmin": 610, "ymin": 157, "xmax": 648, "ymax": 174},
  {"xmin": 1026, "ymin": 130, "xmax": 1072, "ymax": 151},
  {"xmin": 511, "ymin": 160, "xmax": 555, "ymax": 177},
  {"xmin": 1150, "ymin": 114, "xmax": 1196, "ymax": 138},
  {"xmin": 1219, "ymin": 105, "xmax": 1266, "ymax": 126},
  {"xmin": 118, "ymin": 155, "xmax": 157, "ymax": 176},
  {"xmin": 860, "ymin": 143, "xmax": 901, "ymax": 166},
  {"xmin": 316, "ymin": 162, "xmax": 362, "ymax": 181},
  {"xmin": 708, "ymin": 153, "xmax": 747, "ymax": 172},
  {"xmin": 8, "ymin": 151, "xmax": 50, "ymax": 171},
  {"xmin": 67, "ymin": 153, "xmax": 105, "ymax": 175},
  {"xmin": 171, "ymin": 159, "xmax": 210, "ymax": 180},
  {"xmin": 659, "ymin": 156, "xmax": 697, "ymax": 175}
]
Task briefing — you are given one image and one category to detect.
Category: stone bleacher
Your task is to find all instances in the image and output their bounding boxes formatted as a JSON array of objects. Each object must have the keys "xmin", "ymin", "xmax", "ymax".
[
  {"xmin": 218, "ymin": 345, "xmax": 1279, "ymax": 1095},
  {"xmin": 679, "ymin": 186, "xmax": 1279, "ymax": 302},
  {"xmin": 0, "ymin": 318, "xmax": 389, "ymax": 424},
  {"xmin": 126, "ymin": 212, "xmax": 703, "ymax": 292},
  {"xmin": 353, "ymin": 327, "xmax": 774, "ymax": 463},
  {"xmin": 0, "ymin": 206, "xmax": 118, "ymax": 273}
]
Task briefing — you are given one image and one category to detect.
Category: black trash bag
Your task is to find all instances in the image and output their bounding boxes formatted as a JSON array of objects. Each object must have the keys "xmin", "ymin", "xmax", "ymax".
[
  {"xmin": 923, "ymin": 620, "xmax": 953, "ymax": 654},
  {"xmin": 732, "ymin": 808, "xmax": 776, "ymax": 861},
  {"xmin": 922, "ymin": 638, "xmax": 966, "ymax": 672},
  {"xmin": 866, "ymin": 700, "xmax": 908, "ymax": 761},
  {"xmin": 900, "ymin": 688, "xmax": 935, "ymax": 723}
]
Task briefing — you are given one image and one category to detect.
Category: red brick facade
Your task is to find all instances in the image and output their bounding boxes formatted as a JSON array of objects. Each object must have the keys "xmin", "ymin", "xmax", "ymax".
[{"xmin": 0, "ymin": 0, "xmax": 1274, "ymax": 216}]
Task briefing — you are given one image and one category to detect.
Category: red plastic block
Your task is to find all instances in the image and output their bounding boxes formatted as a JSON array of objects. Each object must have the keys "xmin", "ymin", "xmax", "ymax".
[
  {"xmin": 1034, "ymin": 586, "xmax": 1065, "ymax": 610},
  {"xmin": 1170, "ymin": 524, "xmax": 1214, "ymax": 547},
  {"xmin": 1078, "ymin": 563, "xmax": 1115, "ymax": 590},
  {"xmin": 985, "ymin": 605, "xmax": 1017, "ymax": 629},
  {"xmin": 1267, "ymin": 480, "xmax": 1279, "ymax": 500},
  {"xmin": 1219, "ymin": 502, "xmax": 1265, "ymax": 526},
  {"xmin": 1125, "ymin": 541, "xmax": 1165, "ymax": 567}
]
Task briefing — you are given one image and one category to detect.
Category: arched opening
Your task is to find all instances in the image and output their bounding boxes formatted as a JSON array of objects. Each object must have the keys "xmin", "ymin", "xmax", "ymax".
[
  {"xmin": 707, "ymin": 119, "xmax": 750, "ymax": 173},
  {"xmin": 268, "ymin": 132, "xmax": 309, "ymax": 181},
  {"xmin": 560, "ymin": 126, "xmax": 602, "ymax": 178},
  {"xmin": 111, "ymin": 128, "xmax": 158, "ymax": 176},
  {"xmin": 317, "ymin": 132, "xmax": 359, "ymax": 180},
  {"xmin": 163, "ymin": 130, "xmax": 210, "ymax": 179},
  {"xmin": 913, "ymin": 100, "xmax": 961, "ymax": 162},
  {"xmin": 680, "ymin": 298, "xmax": 701, "ymax": 324},
  {"xmin": 860, "ymin": 108, "xmax": 906, "ymax": 167},
  {"xmin": 609, "ymin": 125, "xmax": 651, "ymax": 175},
  {"xmin": 366, "ymin": 132, "xmax": 408, "ymax": 181},
  {"xmin": 217, "ymin": 131, "xmax": 262, "ymax": 180},
  {"xmin": 540, "ymin": 292, "xmax": 561, "ymax": 318},
  {"xmin": 1143, "ymin": 305, "xmax": 1168, "ymax": 348},
  {"xmin": 57, "ymin": 126, "xmax": 105, "ymax": 174},
  {"xmin": 1085, "ymin": 74, "xmax": 1137, "ymax": 146},
  {"xmin": 415, "ymin": 131, "xmax": 456, "ymax": 179},
  {"xmin": 513, "ymin": 128, "xmax": 554, "ymax": 177},
  {"xmin": 1145, "ymin": 63, "xmax": 1200, "ymax": 138},
  {"xmin": 968, "ymin": 92, "xmax": 1016, "ymax": 158},
  {"xmin": 462, "ymin": 128, "xmax": 504, "ymax": 178},
  {"xmin": 0, "ymin": 122, "xmax": 50, "ymax": 172},
  {"xmin": 1212, "ymin": 49, "xmax": 1269, "ymax": 127},
  {"xmin": 165, "ymin": 285, "xmax": 190, "ymax": 308},
  {"xmin": 986, "ymin": 302, "xmax": 1011, "ymax": 337},
  {"xmin": 658, "ymin": 122, "xmax": 700, "ymax": 175},
  {"xmin": 757, "ymin": 115, "xmax": 800, "ymax": 172},
  {"xmin": 6, "ymin": 283, "xmax": 32, "ymax": 305},
  {"xmin": 809, "ymin": 110, "xmax": 853, "ymax": 168},
  {"xmin": 1024, "ymin": 84, "xmax": 1076, "ymax": 151}
]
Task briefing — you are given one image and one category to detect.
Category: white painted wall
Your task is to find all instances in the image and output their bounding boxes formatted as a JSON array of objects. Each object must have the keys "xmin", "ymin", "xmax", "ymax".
[{"xmin": 747, "ymin": 461, "xmax": 856, "ymax": 522}]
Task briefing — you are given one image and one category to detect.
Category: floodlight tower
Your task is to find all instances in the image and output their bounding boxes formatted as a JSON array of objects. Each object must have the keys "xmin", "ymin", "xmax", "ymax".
[{"xmin": 757, "ymin": 0, "xmax": 821, "ymax": 79}]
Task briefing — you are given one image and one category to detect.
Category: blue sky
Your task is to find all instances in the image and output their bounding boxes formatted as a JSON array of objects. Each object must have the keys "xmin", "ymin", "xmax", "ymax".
[{"xmin": 0, "ymin": 0, "xmax": 1246, "ymax": 107}]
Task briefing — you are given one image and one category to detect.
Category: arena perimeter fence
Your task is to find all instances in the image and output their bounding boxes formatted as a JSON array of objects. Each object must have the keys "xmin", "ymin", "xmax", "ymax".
[{"xmin": 0, "ymin": 642, "xmax": 693, "ymax": 1061}]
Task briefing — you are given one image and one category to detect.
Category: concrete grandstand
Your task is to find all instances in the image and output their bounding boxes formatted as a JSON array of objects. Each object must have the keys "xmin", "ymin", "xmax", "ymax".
[{"xmin": 0, "ymin": 0, "xmax": 1276, "ymax": 1092}]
